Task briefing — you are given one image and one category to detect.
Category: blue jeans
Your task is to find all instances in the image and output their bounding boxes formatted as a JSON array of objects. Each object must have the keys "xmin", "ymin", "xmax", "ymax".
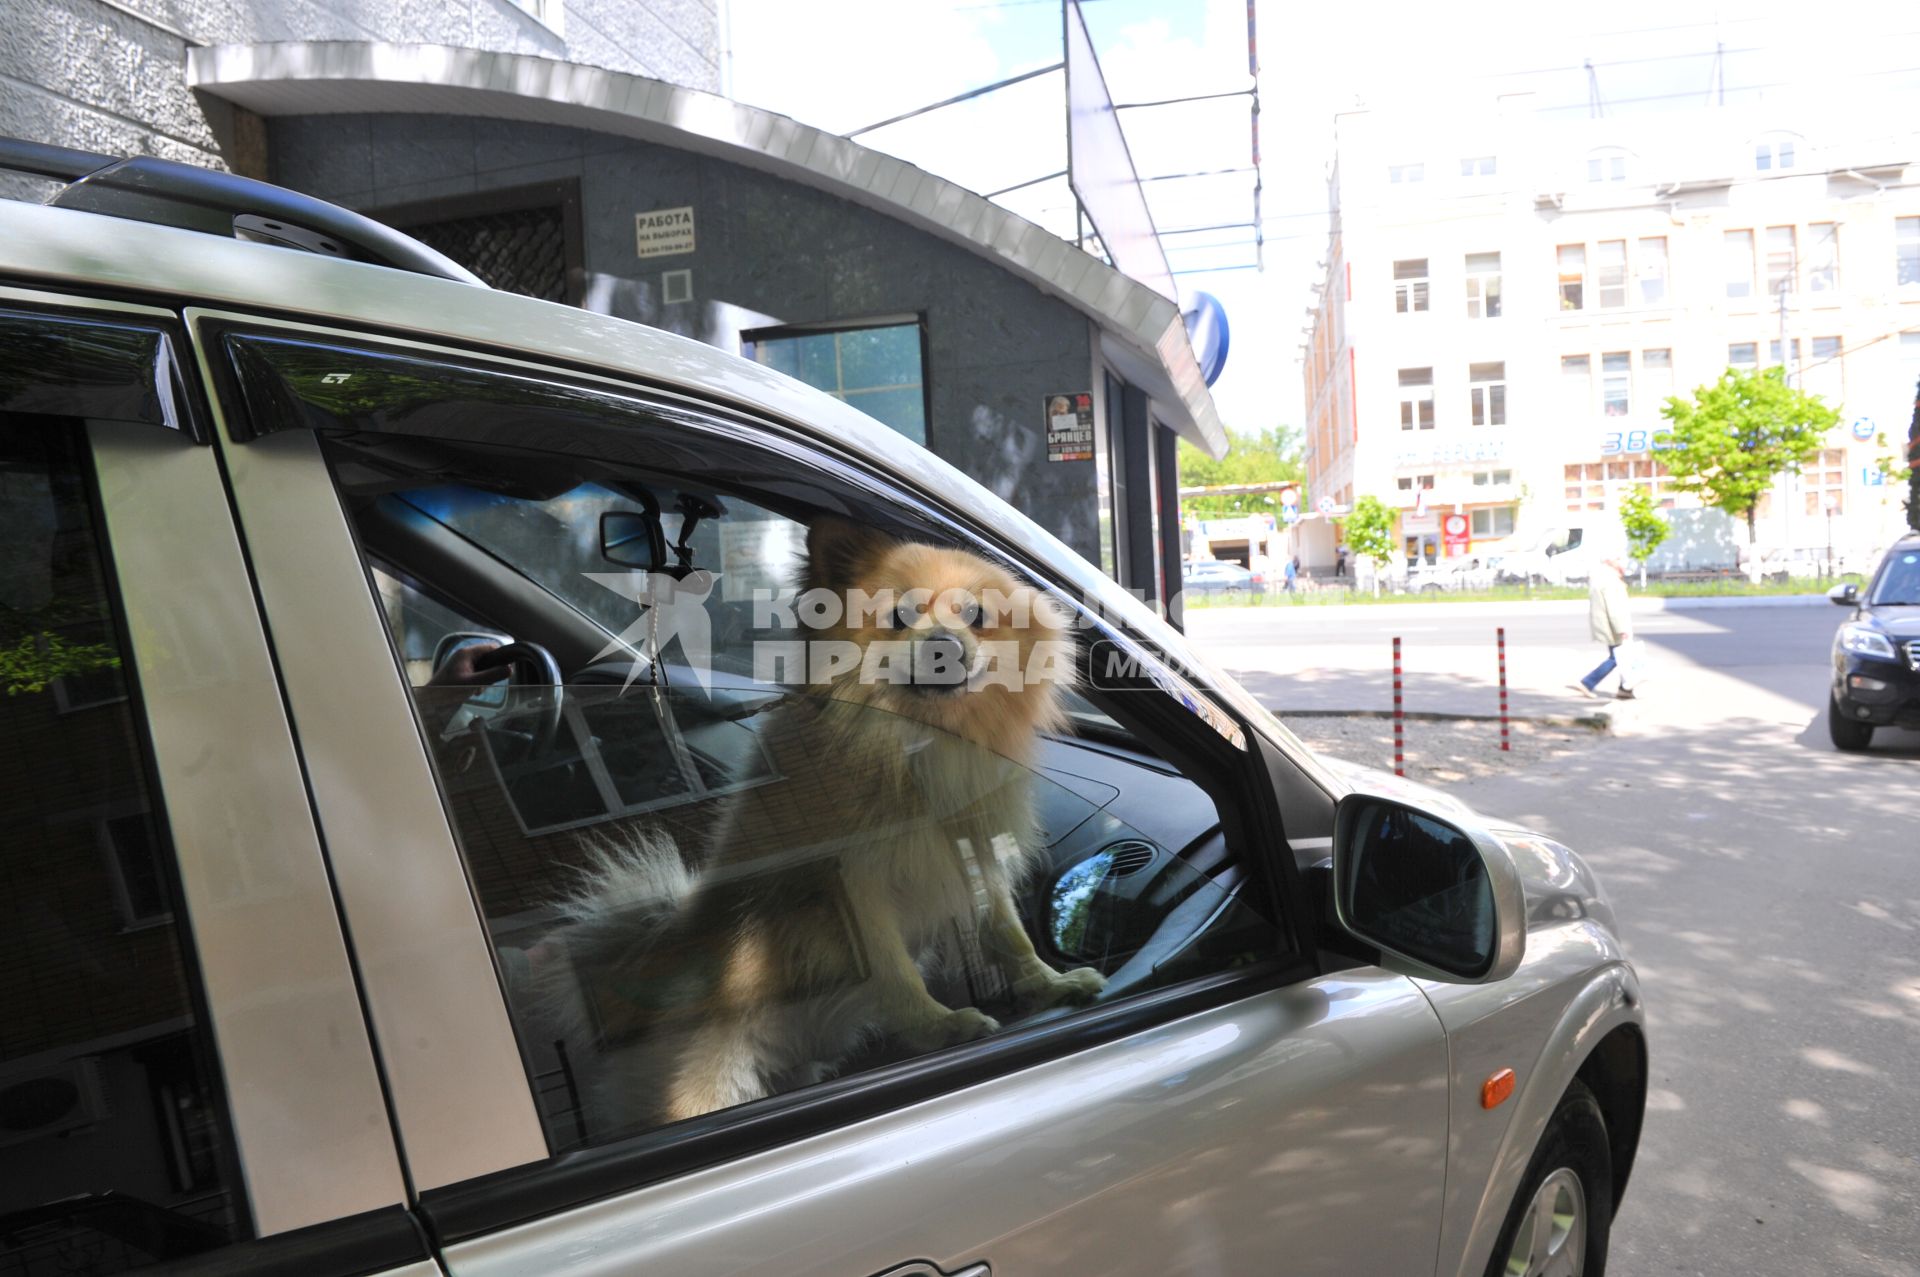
[{"xmin": 1582, "ymin": 645, "xmax": 1619, "ymax": 692}]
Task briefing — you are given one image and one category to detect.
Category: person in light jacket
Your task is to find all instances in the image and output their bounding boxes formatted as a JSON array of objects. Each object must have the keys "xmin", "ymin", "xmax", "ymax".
[{"xmin": 1574, "ymin": 553, "xmax": 1636, "ymax": 700}]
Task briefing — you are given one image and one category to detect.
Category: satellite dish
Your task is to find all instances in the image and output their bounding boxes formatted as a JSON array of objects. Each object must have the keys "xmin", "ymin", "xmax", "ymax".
[{"xmin": 1180, "ymin": 290, "xmax": 1231, "ymax": 387}]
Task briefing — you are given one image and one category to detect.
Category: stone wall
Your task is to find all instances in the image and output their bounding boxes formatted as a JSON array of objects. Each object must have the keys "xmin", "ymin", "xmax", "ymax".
[{"xmin": 0, "ymin": 0, "xmax": 720, "ymax": 197}]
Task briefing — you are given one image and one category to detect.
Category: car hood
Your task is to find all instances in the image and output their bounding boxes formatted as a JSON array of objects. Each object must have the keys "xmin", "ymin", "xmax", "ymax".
[
  {"xmin": 1860, "ymin": 605, "xmax": 1920, "ymax": 638},
  {"xmin": 1321, "ymin": 756, "xmax": 1618, "ymax": 938}
]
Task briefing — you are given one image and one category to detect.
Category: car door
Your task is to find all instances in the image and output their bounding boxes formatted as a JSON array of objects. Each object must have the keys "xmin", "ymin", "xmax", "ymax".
[
  {"xmin": 192, "ymin": 314, "xmax": 1454, "ymax": 1277},
  {"xmin": 0, "ymin": 291, "xmax": 436, "ymax": 1275}
]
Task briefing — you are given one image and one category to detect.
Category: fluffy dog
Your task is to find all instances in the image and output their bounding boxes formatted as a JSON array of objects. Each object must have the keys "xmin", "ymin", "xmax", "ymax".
[{"xmin": 546, "ymin": 517, "xmax": 1105, "ymax": 1130}]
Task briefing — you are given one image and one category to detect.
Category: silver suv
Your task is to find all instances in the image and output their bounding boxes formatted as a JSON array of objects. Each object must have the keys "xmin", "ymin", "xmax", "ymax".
[{"xmin": 0, "ymin": 141, "xmax": 1644, "ymax": 1277}]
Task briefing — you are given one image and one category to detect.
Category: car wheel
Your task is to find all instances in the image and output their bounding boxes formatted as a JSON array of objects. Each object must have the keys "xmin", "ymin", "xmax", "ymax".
[
  {"xmin": 1484, "ymin": 1080, "xmax": 1612, "ymax": 1277},
  {"xmin": 1829, "ymin": 694, "xmax": 1874, "ymax": 752}
]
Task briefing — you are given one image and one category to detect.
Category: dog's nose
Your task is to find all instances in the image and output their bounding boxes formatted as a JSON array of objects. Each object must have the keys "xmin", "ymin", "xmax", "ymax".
[{"xmin": 913, "ymin": 630, "xmax": 969, "ymax": 685}]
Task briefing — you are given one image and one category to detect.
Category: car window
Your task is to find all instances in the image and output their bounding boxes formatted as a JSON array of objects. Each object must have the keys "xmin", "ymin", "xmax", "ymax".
[
  {"xmin": 312, "ymin": 423, "xmax": 1288, "ymax": 1156},
  {"xmin": 1868, "ymin": 548, "xmax": 1920, "ymax": 605},
  {"xmin": 0, "ymin": 419, "xmax": 247, "ymax": 1272}
]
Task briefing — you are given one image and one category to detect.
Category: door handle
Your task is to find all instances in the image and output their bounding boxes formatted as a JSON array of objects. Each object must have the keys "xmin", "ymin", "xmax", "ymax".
[{"xmin": 871, "ymin": 1264, "xmax": 989, "ymax": 1277}]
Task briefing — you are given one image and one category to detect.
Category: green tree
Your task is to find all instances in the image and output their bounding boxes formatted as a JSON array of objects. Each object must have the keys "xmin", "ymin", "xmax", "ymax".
[
  {"xmin": 1658, "ymin": 366, "xmax": 1841, "ymax": 542},
  {"xmin": 1617, "ymin": 487, "xmax": 1668, "ymax": 566},
  {"xmin": 1341, "ymin": 495, "xmax": 1398, "ymax": 577},
  {"xmin": 0, "ymin": 631, "xmax": 119, "ymax": 698},
  {"xmin": 1177, "ymin": 425, "xmax": 1305, "ymax": 518}
]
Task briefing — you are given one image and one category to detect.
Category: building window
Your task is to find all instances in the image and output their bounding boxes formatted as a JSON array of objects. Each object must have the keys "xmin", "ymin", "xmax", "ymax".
[
  {"xmin": 1469, "ymin": 362, "xmax": 1506, "ymax": 426},
  {"xmin": 1389, "ymin": 163, "xmax": 1425, "ymax": 184},
  {"xmin": 1471, "ymin": 506, "xmax": 1516, "ymax": 537},
  {"xmin": 1465, "ymin": 252, "xmax": 1502, "ymax": 318},
  {"xmin": 505, "ymin": 0, "xmax": 565, "ymax": 32},
  {"xmin": 1558, "ymin": 245, "xmax": 1586, "ymax": 310},
  {"xmin": 1805, "ymin": 222, "xmax": 1839, "ymax": 293},
  {"xmin": 1561, "ymin": 355, "xmax": 1592, "ymax": 414},
  {"xmin": 1394, "ymin": 259, "xmax": 1430, "ymax": 313},
  {"xmin": 1768, "ymin": 337, "xmax": 1802, "ymax": 370},
  {"xmin": 1896, "ymin": 217, "xmax": 1920, "ymax": 286},
  {"xmin": 1637, "ymin": 237, "xmax": 1668, "ymax": 306},
  {"xmin": 1754, "ymin": 136, "xmax": 1796, "ymax": 171},
  {"xmin": 1766, "ymin": 225, "xmax": 1797, "ymax": 298},
  {"xmin": 1729, "ymin": 342, "xmax": 1758, "ymax": 369},
  {"xmin": 744, "ymin": 320, "xmax": 928, "ymax": 445},
  {"xmin": 1806, "ymin": 335, "xmax": 1843, "ymax": 402},
  {"xmin": 1586, "ymin": 149, "xmax": 1628, "ymax": 183},
  {"xmin": 1472, "ymin": 469, "xmax": 1513, "ymax": 486},
  {"xmin": 1642, "ymin": 348, "xmax": 1674, "ymax": 401},
  {"xmin": 1596, "ymin": 240, "xmax": 1627, "ymax": 309},
  {"xmin": 1398, "ymin": 368, "xmax": 1434, "ymax": 430},
  {"xmin": 1396, "ymin": 474, "xmax": 1436, "ymax": 492},
  {"xmin": 1601, "ymin": 352, "xmax": 1631, "ymax": 417},
  {"xmin": 1724, "ymin": 230, "xmax": 1755, "ymax": 301},
  {"xmin": 1461, "ymin": 156, "xmax": 1497, "ymax": 177}
]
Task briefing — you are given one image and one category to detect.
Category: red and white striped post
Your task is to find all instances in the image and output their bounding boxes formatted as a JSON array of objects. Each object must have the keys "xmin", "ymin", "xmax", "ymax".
[
  {"xmin": 1392, "ymin": 635, "xmax": 1405, "ymax": 777},
  {"xmin": 1497, "ymin": 626, "xmax": 1511, "ymax": 752}
]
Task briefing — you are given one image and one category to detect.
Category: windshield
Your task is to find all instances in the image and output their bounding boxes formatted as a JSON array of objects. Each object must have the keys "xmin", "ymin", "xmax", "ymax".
[{"xmin": 1868, "ymin": 548, "xmax": 1920, "ymax": 605}]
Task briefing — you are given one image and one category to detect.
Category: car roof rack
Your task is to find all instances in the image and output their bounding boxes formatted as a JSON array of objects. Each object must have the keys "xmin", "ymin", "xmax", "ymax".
[{"xmin": 0, "ymin": 136, "xmax": 485, "ymax": 288}]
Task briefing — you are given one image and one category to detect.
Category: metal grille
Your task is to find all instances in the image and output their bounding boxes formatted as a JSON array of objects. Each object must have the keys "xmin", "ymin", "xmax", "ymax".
[
  {"xmin": 1908, "ymin": 641, "xmax": 1920, "ymax": 672},
  {"xmin": 402, "ymin": 205, "xmax": 568, "ymax": 303}
]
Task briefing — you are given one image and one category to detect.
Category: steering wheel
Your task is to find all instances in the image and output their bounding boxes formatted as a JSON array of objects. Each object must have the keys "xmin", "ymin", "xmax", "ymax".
[{"xmin": 473, "ymin": 641, "xmax": 566, "ymax": 756}]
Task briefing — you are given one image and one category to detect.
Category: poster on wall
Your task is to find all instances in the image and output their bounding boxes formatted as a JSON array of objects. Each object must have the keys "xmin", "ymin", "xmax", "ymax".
[
  {"xmin": 635, "ymin": 206, "xmax": 696, "ymax": 258},
  {"xmin": 1045, "ymin": 393, "xmax": 1095, "ymax": 462}
]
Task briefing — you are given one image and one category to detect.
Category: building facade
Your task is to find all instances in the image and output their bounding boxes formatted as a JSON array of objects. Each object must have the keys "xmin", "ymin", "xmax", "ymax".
[
  {"xmin": 1303, "ymin": 95, "xmax": 1920, "ymax": 573},
  {"xmin": 2, "ymin": 3, "xmax": 1214, "ymax": 614}
]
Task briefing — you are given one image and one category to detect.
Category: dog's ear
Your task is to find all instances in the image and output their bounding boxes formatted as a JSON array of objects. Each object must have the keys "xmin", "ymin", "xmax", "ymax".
[{"xmin": 804, "ymin": 515, "xmax": 893, "ymax": 589}]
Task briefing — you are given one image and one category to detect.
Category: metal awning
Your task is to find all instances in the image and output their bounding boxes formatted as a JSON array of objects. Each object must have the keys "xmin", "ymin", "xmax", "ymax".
[{"xmin": 186, "ymin": 41, "xmax": 1227, "ymax": 458}]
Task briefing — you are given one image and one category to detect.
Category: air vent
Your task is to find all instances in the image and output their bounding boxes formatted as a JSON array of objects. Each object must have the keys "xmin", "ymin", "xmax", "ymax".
[
  {"xmin": 0, "ymin": 1058, "xmax": 105, "ymax": 1148},
  {"xmin": 1101, "ymin": 839, "xmax": 1157, "ymax": 879}
]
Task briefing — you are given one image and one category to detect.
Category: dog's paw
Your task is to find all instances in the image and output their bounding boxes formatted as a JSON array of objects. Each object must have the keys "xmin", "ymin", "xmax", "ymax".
[
  {"xmin": 1015, "ymin": 964, "xmax": 1107, "ymax": 1009},
  {"xmin": 898, "ymin": 1005, "xmax": 1000, "ymax": 1052}
]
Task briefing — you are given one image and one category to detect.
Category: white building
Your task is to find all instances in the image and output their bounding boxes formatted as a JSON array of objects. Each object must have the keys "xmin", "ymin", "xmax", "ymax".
[{"xmin": 1302, "ymin": 94, "xmax": 1920, "ymax": 573}]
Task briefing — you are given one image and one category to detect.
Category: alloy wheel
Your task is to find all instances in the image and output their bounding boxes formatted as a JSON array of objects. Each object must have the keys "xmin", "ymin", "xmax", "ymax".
[{"xmin": 1502, "ymin": 1167, "xmax": 1586, "ymax": 1276}]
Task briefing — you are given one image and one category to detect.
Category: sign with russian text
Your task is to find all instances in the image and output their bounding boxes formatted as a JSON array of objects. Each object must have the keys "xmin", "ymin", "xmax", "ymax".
[
  {"xmin": 1045, "ymin": 393, "xmax": 1095, "ymax": 462},
  {"xmin": 635, "ymin": 206, "xmax": 696, "ymax": 258}
]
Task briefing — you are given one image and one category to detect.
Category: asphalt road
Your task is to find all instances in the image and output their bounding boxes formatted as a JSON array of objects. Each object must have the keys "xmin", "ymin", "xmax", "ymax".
[{"xmin": 1188, "ymin": 600, "xmax": 1920, "ymax": 1276}]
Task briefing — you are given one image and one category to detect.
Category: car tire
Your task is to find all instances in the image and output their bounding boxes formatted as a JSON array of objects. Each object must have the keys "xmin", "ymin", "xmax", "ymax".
[
  {"xmin": 1483, "ymin": 1080, "xmax": 1613, "ymax": 1277},
  {"xmin": 1829, "ymin": 694, "xmax": 1874, "ymax": 752}
]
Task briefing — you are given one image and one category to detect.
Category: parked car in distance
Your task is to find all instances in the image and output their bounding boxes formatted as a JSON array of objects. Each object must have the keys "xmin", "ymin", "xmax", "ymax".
[
  {"xmin": 1, "ymin": 138, "xmax": 1645, "ymax": 1277},
  {"xmin": 1405, "ymin": 558, "xmax": 1495, "ymax": 594},
  {"xmin": 1181, "ymin": 557, "xmax": 1259, "ymax": 594},
  {"xmin": 1827, "ymin": 531, "xmax": 1920, "ymax": 750},
  {"xmin": 1488, "ymin": 526, "xmax": 1593, "ymax": 586}
]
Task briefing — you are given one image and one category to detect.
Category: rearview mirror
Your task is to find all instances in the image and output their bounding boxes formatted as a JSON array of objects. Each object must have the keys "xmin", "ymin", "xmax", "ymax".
[
  {"xmin": 601, "ymin": 510, "xmax": 667, "ymax": 570},
  {"xmin": 1828, "ymin": 582, "xmax": 1858, "ymax": 606},
  {"xmin": 1332, "ymin": 793, "xmax": 1525, "ymax": 983}
]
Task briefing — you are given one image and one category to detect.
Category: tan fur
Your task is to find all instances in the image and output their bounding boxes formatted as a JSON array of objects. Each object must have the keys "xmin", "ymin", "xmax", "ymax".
[{"xmin": 546, "ymin": 518, "xmax": 1103, "ymax": 1130}]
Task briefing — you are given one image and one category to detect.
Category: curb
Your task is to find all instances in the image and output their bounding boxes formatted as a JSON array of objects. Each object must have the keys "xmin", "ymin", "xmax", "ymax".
[{"xmin": 1279, "ymin": 709, "xmax": 1612, "ymax": 733}]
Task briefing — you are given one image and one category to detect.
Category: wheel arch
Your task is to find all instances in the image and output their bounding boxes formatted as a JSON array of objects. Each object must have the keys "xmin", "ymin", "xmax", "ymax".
[{"xmin": 1573, "ymin": 1021, "xmax": 1647, "ymax": 1212}]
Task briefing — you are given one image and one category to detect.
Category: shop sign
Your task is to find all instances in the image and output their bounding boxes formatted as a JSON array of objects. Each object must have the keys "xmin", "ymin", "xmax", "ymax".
[
  {"xmin": 1045, "ymin": 393, "xmax": 1095, "ymax": 462},
  {"xmin": 1394, "ymin": 439, "xmax": 1506, "ymax": 467},
  {"xmin": 635, "ymin": 206, "xmax": 696, "ymax": 258},
  {"xmin": 1442, "ymin": 513, "xmax": 1471, "ymax": 554},
  {"xmin": 1598, "ymin": 427, "xmax": 1674, "ymax": 455}
]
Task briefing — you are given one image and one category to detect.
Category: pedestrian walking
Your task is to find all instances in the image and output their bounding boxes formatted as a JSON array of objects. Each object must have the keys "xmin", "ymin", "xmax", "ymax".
[
  {"xmin": 1572, "ymin": 549, "xmax": 1637, "ymax": 700},
  {"xmin": 1334, "ymin": 547, "xmax": 1347, "ymax": 578},
  {"xmin": 1283, "ymin": 557, "xmax": 1298, "ymax": 593}
]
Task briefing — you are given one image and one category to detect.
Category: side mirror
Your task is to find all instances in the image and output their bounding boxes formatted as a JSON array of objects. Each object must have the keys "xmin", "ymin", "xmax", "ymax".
[
  {"xmin": 1828, "ymin": 582, "xmax": 1858, "ymax": 606},
  {"xmin": 601, "ymin": 509, "xmax": 667, "ymax": 570},
  {"xmin": 1331, "ymin": 792, "xmax": 1525, "ymax": 983}
]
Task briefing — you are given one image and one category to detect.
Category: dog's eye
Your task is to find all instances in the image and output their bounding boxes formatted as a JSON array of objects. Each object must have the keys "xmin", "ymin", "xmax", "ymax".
[
  {"xmin": 957, "ymin": 598, "xmax": 982, "ymax": 628},
  {"xmin": 894, "ymin": 602, "xmax": 920, "ymax": 630}
]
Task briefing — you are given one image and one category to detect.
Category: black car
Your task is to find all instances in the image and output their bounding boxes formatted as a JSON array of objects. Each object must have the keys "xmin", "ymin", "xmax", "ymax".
[{"xmin": 1828, "ymin": 532, "xmax": 1920, "ymax": 750}]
